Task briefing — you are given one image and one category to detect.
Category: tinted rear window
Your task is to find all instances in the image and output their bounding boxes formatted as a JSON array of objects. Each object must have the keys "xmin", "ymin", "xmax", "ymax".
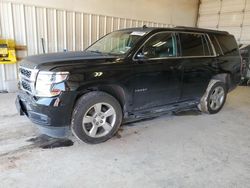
[
  {"xmin": 178, "ymin": 33, "xmax": 211, "ymax": 56},
  {"xmin": 215, "ymin": 34, "xmax": 239, "ymax": 55}
]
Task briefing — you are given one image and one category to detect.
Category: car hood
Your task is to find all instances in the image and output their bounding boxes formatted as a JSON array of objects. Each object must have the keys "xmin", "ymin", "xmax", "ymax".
[{"xmin": 20, "ymin": 51, "xmax": 120, "ymax": 70}]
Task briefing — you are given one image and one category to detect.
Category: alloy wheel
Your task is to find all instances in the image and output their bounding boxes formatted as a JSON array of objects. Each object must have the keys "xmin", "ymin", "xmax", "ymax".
[
  {"xmin": 209, "ymin": 86, "xmax": 225, "ymax": 111},
  {"xmin": 82, "ymin": 102, "xmax": 116, "ymax": 138}
]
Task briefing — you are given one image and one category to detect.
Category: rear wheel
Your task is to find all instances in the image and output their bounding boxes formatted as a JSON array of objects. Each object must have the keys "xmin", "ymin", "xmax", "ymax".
[
  {"xmin": 71, "ymin": 91, "xmax": 122, "ymax": 144},
  {"xmin": 199, "ymin": 81, "xmax": 227, "ymax": 114}
]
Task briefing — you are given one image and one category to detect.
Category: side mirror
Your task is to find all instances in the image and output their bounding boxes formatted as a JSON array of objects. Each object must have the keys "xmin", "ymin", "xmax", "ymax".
[{"xmin": 136, "ymin": 52, "xmax": 145, "ymax": 59}]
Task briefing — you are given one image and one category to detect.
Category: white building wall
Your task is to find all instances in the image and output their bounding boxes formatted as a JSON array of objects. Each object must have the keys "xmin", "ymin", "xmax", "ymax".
[{"xmin": 8, "ymin": 0, "xmax": 199, "ymax": 25}]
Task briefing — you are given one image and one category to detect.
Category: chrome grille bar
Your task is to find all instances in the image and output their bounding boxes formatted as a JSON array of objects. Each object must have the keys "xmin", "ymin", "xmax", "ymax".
[{"xmin": 19, "ymin": 66, "xmax": 38, "ymax": 95}]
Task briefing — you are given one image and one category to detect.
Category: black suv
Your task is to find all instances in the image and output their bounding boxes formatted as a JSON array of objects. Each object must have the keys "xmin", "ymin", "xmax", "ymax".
[{"xmin": 16, "ymin": 26, "xmax": 241, "ymax": 144}]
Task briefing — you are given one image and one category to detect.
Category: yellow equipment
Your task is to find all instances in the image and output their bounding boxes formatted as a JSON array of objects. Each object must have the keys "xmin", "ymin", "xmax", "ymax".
[{"xmin": 0, "ymin": 39, "xmax": 17, "ymax": 64}]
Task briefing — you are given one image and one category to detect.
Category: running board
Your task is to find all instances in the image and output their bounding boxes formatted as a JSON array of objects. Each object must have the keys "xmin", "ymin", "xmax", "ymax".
[{"xmin": 123, "ymin": 100, "xmax": 199, "ymax": 124}]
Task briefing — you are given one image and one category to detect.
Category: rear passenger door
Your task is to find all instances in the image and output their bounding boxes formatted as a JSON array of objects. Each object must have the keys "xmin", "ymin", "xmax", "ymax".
[{"xmin": 177, "ymin": 32, "xmax": 216, "ymax": 101}]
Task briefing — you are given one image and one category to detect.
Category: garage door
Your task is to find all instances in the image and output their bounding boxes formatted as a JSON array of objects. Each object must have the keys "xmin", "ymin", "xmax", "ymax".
[{"xmin": 197, "ymin": 0, "xmax": 250, "ymax": 44}]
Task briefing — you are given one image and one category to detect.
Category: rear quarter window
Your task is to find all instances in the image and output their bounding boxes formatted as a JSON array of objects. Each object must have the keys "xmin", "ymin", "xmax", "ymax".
[{"xmin": 215, "ymin": 34, "xmax": 239, "ymax": 55}]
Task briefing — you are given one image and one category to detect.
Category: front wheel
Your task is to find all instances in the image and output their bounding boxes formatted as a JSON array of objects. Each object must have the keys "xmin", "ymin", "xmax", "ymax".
[
  {"xmin": 71, "ymin": 91, "xmax": 122, "ymax": 144},
  {"xmin": 198, "ymin": 81, "xmax": 227, "ymax": 114}
]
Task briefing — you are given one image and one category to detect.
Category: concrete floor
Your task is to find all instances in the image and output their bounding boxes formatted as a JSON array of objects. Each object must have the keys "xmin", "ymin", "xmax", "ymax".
[{"xmin": 0, "ymin": 87, "xmax": 250, "ymax": 188}]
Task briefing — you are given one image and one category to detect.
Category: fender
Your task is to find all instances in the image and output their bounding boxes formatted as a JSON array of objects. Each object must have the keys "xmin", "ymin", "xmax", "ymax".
[
  {"xmin": 212, "ymin": 73, "xmax": 234, "ymax": 91},
  {"xmin": 73, "ymin": 82, "xmax": 132, "ymax": 117}
]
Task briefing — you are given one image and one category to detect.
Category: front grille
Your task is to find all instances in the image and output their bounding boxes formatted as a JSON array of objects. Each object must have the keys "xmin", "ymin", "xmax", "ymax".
[
  {"xmin": 19, "ymin": 66, "xmax": 38, "ymax": 95},
  {"xmin": 21, "ymin": 80, "xmax": 32, "ymax": 92},
  {"xmin": 20, "ymin": 68, "xmax": 32, "ymax": 78}
]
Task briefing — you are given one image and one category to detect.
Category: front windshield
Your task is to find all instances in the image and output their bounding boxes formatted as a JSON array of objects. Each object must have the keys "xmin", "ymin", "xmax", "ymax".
[{"xmin": 86, "ymin": 30, "xmax": 147, "ymax": 55}]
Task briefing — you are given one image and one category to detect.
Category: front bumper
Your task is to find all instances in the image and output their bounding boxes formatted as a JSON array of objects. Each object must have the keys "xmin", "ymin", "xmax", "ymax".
[{"xmin": 16, "ymin": 90, "xmax": 77, "ymax": 137}]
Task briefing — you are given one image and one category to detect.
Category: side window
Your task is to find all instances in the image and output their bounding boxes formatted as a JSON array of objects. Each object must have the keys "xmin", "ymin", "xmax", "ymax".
[
  {"xmin": 178, "ymin": 33, "xmax": 211, "ymax": 56},
  {"xmin": 203, "ymin": 35, "xmax": 213, "ymax": 55},
  {"xmin": 215, "ymin": 34, "xmax": 239, "ymax": 55},
  {"xmin": 210, "ymin": 35, "xmax": 223, "ymax": 55},
  {"xmin": 137, "ymin": 32, "xmax": 176, "ymax": 59}
]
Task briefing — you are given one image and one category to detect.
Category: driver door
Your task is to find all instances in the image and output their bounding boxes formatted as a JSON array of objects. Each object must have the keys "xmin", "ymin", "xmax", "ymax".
[{"xmin": 131, "ymin": 32, "xmax": 183, "ymax": 111}]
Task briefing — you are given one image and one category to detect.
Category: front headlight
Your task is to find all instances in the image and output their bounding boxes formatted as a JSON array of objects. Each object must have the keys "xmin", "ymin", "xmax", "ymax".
[{"xmin": 35, "ymin": 71, "xmax": 69, "ymax": 97}]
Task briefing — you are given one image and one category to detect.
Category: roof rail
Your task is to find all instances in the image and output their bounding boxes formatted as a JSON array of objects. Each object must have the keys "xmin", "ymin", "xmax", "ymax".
[{"xmin": 174, "ymin": 26, "xmax": 229, "ymax": 35}]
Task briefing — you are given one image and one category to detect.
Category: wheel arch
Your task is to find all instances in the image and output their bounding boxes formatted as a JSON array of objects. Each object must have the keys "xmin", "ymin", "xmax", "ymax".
[
  {"xmin": 212, "ymin": 73, "xmax": 232, "ymax": 91},
  {"xmin": 74, "ymin": 83, "xmax": 131, "ymax": 116}
]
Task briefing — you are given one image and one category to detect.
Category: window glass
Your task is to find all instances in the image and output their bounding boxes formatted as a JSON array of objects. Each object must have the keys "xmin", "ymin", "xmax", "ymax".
[
  {"xmin": 179, "ymin": 33, "xmax": 210, "ymax": 56},
  {"xmin": 202, "ymin": 35, "xmax": 212, "ymax": 55},
  {"xmin": 210, "ymin": 35, "xmax": 223, "ymax": 55},
  {"xmin": 86, "ymin": 31, "xmax": 145, "ymax": 55},
  {"xmin": 140, "ymin": 33, "xmax": 176, "ymax": 59},
  {"xmin": 215, "ymin": 34, "xmax": 239, "ymax": 55}
]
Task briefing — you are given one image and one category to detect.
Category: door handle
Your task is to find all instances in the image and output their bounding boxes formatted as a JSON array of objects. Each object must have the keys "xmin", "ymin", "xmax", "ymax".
[
  {"xmin": 177, "ymin": 65, "xmax": 182, "ymax": 70},
  {"xmin": 170, "ymin": 65, "xmax": 182, "ymax": 70}
]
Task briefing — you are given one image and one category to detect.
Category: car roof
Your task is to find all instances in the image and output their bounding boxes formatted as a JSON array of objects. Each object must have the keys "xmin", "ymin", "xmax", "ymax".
[{"xmin": 119, "ymin": 26, "xmax": 229, "ymax": 35}]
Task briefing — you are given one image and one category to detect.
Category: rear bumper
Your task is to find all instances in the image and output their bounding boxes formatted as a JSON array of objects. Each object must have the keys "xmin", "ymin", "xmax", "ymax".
[{"xmin": 16, "ymin": 90, "xmax": 77, "ymax": 137}]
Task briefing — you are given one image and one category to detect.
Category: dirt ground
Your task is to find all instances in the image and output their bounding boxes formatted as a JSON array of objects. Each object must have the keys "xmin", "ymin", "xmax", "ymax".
[{"xmin": 0, "ymin": 87, "xmax": 250, "ymax": 188}]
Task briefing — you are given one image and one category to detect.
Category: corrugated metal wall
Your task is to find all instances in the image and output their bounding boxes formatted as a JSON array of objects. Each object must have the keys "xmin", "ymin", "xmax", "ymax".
[
  {"xmin": 0, "ymin": 1, "xmax": 169, "ymax": 91},
  {"xmin": 197, "ymin": 0, "xmax": 250, "ymax": 44}
]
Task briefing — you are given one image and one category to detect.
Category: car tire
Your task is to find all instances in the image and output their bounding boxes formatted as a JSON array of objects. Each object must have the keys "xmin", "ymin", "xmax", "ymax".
[
  {"xmin": 71, "ymin": 91, "xmax": 122, "ymax": 144},
  {"xmin": 198, "ymin": 80, "xmax": 227, "ymax": 114}
]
